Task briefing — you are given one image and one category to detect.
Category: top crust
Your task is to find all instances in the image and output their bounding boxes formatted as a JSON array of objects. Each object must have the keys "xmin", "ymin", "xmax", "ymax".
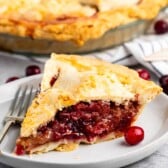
[
  {"xmin": 20, "ymin": 53, "xmax": 162, "ymax": 138},
  {"xmin": 80, "ymin": 0, "xmax": 140, "ymax": 11},
  {"xmin": 0, "ymin": 0, "xmax": 167, "ymax": 45}
]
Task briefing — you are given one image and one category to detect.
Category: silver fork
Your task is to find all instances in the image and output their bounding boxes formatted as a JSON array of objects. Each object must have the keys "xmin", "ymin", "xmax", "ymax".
[{"xmin": 0, "ymin": 85, "xmax": 34, "ymax": 143}]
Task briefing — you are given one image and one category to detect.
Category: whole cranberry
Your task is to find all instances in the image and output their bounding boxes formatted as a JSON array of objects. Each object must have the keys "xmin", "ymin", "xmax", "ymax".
[
  {"xmin": 6, "ymin": 76, "xmax": 19, "ymax": 83},
  {"xmin": 26, "ymin": 65, "xmax": 41, "ymax": 76},
  {"xmin": 15, "ymin": 144, "xmax": 25, "ymax": 155},
  {"xmin": 137, "ymin": 69, "xmax": 150, "ymax": 80},
  {"xmin": 124, "ymin": 126, "xmax": 144, "ymax": 145},
  {"xmin": 154, "ymin": 20, "xmax": 168, "ymax": 34},
  {"xmin": 159, "ymin": 75, "xmax": 168, "ymax": 94}
]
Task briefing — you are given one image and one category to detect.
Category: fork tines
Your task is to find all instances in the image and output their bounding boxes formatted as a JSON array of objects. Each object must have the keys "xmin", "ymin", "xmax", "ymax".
[
  {"xmin": 5, "ymin": 86, "xmax": 33, "ymax": 123},
  {"xmin": 0, "ymin": 85, "xmax": 35, "ymax": 143}
]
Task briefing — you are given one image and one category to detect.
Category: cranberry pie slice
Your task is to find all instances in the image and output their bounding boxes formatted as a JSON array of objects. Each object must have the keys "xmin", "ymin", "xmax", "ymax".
[{"xmin": 15, "ymin": 53, "xmax": 162, "ymax": 154}]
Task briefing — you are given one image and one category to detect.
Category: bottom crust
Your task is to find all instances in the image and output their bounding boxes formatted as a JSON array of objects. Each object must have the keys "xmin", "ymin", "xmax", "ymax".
[{"xmin": 30, "ymin": 132, "xmax": 123, "ymax": 154}]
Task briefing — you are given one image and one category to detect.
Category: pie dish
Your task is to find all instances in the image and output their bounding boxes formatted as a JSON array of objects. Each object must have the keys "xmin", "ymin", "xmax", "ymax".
[
  {"xmin": 14, "ymin": 53, "xmax": 162, "ymax": 155},
  {"xmin": 0, "ymin": 0, "xmax": 167, "ymax": 54}
]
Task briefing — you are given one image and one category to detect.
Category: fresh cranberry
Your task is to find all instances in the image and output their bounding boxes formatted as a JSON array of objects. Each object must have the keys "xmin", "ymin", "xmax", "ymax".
[
  {"xmin": 6, "ymin": 76, "xmax": 19, "ymax": 83},
  {"xmin": 26, "ymin": 65, "xmax": 41, "ymax": 76},
  {"xmin": 154, "ymin": 20, "xmax": 168, "ymax": 34},
  {"xmin": 159, "ymin": 75, "xmax": 168, "ymax": 94},
  {"xmin": 137, "ymin": 69, "xmax": 150, "ymax": 80},
  {"xmin": 15, "ymin": 144, "xmax": 25, "ymax": 155},
  {"xmin": 124, "ymin": 126, "xmax": 144, "ymax": 145}
]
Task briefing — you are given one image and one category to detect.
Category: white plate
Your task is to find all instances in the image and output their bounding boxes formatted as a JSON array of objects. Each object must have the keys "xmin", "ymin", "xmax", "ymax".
[{"xmin": 0, "ymin": 75, "xmax": 168, "ymax": 168}]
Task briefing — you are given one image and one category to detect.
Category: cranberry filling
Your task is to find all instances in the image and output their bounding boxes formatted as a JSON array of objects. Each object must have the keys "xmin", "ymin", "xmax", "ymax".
[
  {"xmin": 50, "ymin": 75, "xmax": 58, "ymax": 87},
  {"xmin": 15, "ymin": 100, "xmax": 140, "ymax": 154},
  {"xmin": 50, "ymin": 69, "xmax": 60, "ymax": 87}
]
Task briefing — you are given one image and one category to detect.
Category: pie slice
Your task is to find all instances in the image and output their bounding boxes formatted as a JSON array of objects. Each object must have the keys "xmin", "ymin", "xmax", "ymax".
[{"xmin": 15, "ymin": 53, "xmax": 162, "ymax": 155}]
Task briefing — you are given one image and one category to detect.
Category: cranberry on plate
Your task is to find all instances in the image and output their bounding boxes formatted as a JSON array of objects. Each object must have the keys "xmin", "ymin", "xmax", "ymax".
[
  {"xmin": 154, "ymin": 20, "xmax": 168, "ymax": 34},
  {"xmin": 26, "ymin": 65, "xmax": 41, "ymax": 76},
  {"xmin": 15, "ymin": 144, "xmax": 25, "ymax": 155},
  {"xmin": 159, "ymin": 75, "xmax": 168, "ymax": 95},
  {"xmin": 6, "ymin": 76, "xmax": 19, "ymax": 83},
  {"xmin": 137, "ymin": 69, "xmax": 151, "ymax": 80},
  {"xmin": 124, "ymin": 126, "xmax": 144, "ymax": 145}
]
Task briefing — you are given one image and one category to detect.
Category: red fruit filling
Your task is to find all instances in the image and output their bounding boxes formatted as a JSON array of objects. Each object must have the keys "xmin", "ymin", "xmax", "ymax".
[
  {"xmin": 50, "ymin": 70, "xmax": 60, "ymax": 87},
  {"xmin": 50, "ymin": 76, "xmax": 58, "ymax": 87},
  {"xmin": 15, "ymin": 100, "xmax": 140, "ymax": 154}
]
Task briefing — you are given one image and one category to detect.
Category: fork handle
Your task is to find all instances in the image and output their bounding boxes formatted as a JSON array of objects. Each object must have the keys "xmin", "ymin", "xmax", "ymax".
[{"xmin": 0, "ymin": 121, "xmax": 14, "ymax": 143}]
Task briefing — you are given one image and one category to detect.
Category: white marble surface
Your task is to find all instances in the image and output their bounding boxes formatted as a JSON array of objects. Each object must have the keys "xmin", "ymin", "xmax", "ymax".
[{"xmin": 0, "ymin": 53, "xmax": 168, "ymax": 168}]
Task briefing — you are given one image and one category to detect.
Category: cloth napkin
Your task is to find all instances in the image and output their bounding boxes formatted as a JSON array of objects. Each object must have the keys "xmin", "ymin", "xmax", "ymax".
[
  {"xmin": 125, "ymin": 35, "xmax": 168, "ymax": 77},
  {"xmin": 85, "ymin": 34, "xmax": 168, "ymax": 77},
  {"xmin": 85, "ymin": 9, "xmax": 168, "ymax": 77}
]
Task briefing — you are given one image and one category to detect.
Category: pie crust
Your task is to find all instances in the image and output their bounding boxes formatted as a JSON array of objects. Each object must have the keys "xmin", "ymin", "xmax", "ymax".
[
  {"xmin": 14, "ymin": 53, "xmax": 162, "ymax": 154},
  {"xmin": 0, "ymin": 0, "xmax": 167, "ymax": 47}
]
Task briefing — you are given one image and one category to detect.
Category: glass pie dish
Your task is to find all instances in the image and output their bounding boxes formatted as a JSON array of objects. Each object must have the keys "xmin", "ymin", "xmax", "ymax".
[
  {"xmin": 0, "ymin": 20, "xmax": 151, "ymax": 54},
  {"xmin": 0, "ymin": 0, "xmax": 167, "ymax": 55}
]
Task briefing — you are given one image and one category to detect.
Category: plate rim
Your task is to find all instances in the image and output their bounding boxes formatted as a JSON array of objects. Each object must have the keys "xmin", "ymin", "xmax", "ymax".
[{"xmin": 1, "ymin": 123, "xmax": 168, "ymax": 166}]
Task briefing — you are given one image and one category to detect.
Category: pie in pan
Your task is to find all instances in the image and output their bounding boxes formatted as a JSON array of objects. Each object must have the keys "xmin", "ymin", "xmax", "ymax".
[
  {"xmin": 0, "ymin": 0, "xmax": 167, "ymax": 53},
  {"xmin": 15, "ymin": 53, "xmax": 162, "ymax": 154}
]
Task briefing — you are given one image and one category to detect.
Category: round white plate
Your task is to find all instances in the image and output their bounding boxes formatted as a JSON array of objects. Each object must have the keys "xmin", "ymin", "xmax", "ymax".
[{"xmin": 0, "ymin": 75, "xmax": 168, "ymax": 168}]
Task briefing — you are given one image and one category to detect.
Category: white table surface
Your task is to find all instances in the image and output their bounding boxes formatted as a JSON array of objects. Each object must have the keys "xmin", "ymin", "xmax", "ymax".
[{"xmin": 0, "ymin": 52, "xmax": 168, "ymax": 168}]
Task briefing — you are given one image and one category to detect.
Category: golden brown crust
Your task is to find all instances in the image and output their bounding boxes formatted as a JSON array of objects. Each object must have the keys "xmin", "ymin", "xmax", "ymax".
[
  {"xmin": 0, "ymin": 0, "xmax": 167, "ymax": 45},
  {"xmin": 21, "ymin": 53, "xmax": 162, "ymax": 139}
]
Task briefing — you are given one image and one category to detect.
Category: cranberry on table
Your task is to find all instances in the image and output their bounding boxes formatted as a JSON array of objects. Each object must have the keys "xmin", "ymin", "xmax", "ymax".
[
  {"xmin": 154, "ymin": 20, "xmax": 168, "ymax": 34},
  {"xmin": 6, "ymin": 76, "xmax": 19, "ymax": 83},
  {"xmin": 26, "ymin": 65, "xmax": 41, "ymax": 76},
  {"xmin": 137, "ymin": 69, "xmax": 151, "ymax": 80},
  {"xmin": 159, "ymin": 75, "xmax": 168, "ymax": 95},
  {"xmin": 124, "ymin": 126, "xmax": 144, "ymax": 145}
]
